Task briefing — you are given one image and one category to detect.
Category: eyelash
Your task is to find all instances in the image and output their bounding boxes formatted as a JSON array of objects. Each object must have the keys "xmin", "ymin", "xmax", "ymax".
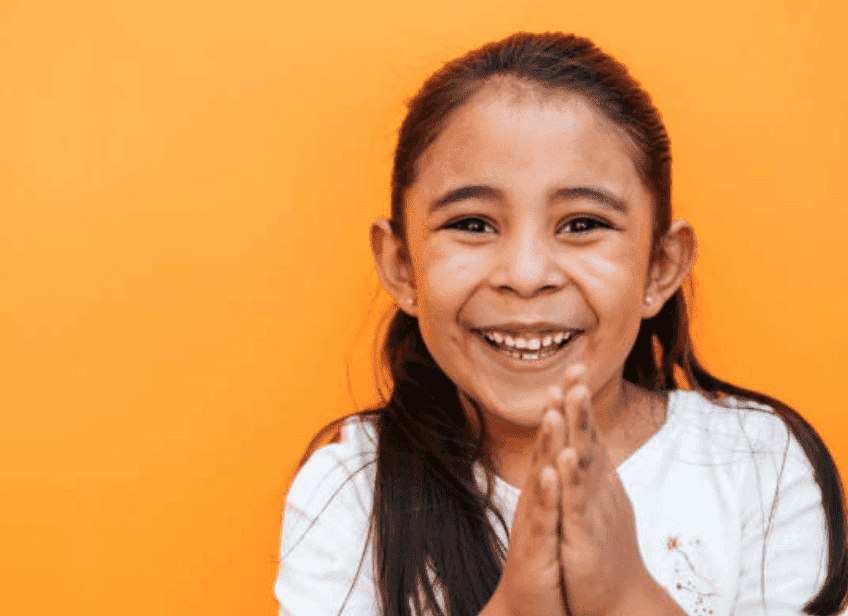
[
  {"xmin": 445, "ymin": 217, "xmax": 496, "ymax": 233},
  {"xmin": 444, "ymin": 216, "xmax": 612, "ymax": 234},
  {"xmin": 561, "ymin": 217, "xmax": 612, "ymax": 233}
]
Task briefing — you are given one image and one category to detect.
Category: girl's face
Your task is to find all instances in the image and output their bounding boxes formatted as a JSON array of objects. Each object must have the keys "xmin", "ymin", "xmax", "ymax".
[{"xmin": 401, "ymin": 78, "xmax": 658, "ymax": 428}]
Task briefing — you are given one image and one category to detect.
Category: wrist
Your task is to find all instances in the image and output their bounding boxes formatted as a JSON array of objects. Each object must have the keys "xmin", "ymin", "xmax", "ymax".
[
  {"xmin": 479, "ymin": 587, "xmax": 513, "ymax": 616},
  {"xmin": 606, "ymin": 568, "xmax": 686, "ymax": 616}
]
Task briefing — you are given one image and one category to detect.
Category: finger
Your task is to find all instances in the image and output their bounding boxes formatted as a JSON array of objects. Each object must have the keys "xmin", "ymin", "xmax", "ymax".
[
  {"xmin": 531, "ymin": 409, "xmax": 563, "ymax": 486},
  {"xmin": 557, "ymin": 447, "xmax": 585, "ymax": 517},
  {"xmin": 540, "ymin": 407, "xmax": 566, "ymax": 467},
  {"xmin": 530, "ymin": 410, "xmax": 550, "ymax": 469},
  {"xmin": 574, "ymin": 385, "xmax": 612, "ymax": 491},
  {"xmin": 536, "ymin": 465, "xmax": 560, "ymax": 529},
  {"xmin": 542, "ymin": 395, "xmax": 568, "ymax": 464},
  {"xmin": 523, "ymin": 465, "xmax": 561, "ymax": 562},
  {"xmin": 563, "ymin": 362, "xmax": 588, "ymax": 389},
  {"xmin": 564, "ymin": 384, "xmax": 593, "ymax": 476},
  {"xmin": 557, "ymin": 447, "xmax": 594, "ymax": 571},
  {"xmin": 548, "ymin": 363, "xmax": 587, "ymax": 410},
  {"xmin": 519, "ymin": 418, "xmax": 560, "ymax": 547},
  {"xmin": 545, "ymin": 363, "xmax": 586, "ymax": 450}
]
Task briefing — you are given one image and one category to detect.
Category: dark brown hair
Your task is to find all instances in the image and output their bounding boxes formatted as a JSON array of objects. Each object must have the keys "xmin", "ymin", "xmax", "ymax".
[{"xmin": 294, "ymin": 32, "xmax": 847, "ymax": 616}]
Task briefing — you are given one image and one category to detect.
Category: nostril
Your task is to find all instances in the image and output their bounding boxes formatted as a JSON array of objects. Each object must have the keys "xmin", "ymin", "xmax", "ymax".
[
  {"xmin": 491, "ymin": 250, "xmax": 566, "ymax": 296},
  {"xmin": 496, "ymin": 283, "xmax": 562, "ymax": 298}
]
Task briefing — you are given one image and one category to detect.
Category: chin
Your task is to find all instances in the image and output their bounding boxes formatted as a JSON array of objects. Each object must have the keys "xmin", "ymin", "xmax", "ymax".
[{"xmin": 465, "ymin": 375, "xmax": 550, "ymax": 428}]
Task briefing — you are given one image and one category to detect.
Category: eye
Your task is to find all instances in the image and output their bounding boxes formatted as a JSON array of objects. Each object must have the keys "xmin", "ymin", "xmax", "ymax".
[
  {"xmin": 560, "ymin": 217, "xmax": 612, "ymax": 234},
  {"xmin": 444, "ymin": 217, "xmax": 496, "ymax": 234}
]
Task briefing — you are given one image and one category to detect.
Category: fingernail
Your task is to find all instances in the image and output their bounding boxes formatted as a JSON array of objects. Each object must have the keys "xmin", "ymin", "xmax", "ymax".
[
  {"xmin": 567, "ymin": 384, "xmax": 590, "ymax": 405},
  {"xmin": 559, "ymin": 448, "xmax": 576, "ymax": 468},
  {"xmin": 568, "ymin": 363, "xmax": 587, "ymax": 380}
]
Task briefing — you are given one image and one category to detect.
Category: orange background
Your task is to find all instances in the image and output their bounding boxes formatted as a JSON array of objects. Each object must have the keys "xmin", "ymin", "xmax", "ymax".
[{"xmin": 1, "ymin": 1, "xmax": 846, "ymax": 614}]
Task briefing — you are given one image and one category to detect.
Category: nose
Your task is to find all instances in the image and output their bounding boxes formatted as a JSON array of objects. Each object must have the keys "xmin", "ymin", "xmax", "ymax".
[{"xmin": 490, "ymin": 226, "xmax": 566, "ymax": 297}]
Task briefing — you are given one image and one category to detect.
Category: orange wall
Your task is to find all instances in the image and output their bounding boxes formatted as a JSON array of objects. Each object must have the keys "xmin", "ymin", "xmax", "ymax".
[{"xmin": 1, "ymin": 1, "xmax": 846, "ymax": 614}]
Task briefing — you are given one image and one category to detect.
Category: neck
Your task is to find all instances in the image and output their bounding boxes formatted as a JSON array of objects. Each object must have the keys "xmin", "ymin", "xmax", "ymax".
[{"xmin": 462, "ymin": 375, "xmax": 665, "ymax": 490}]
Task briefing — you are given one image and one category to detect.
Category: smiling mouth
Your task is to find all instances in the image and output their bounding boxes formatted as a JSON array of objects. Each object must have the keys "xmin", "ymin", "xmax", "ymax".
[{"xmin": 473, "ymin": 328, "xmax": 580, "ymax": 361}]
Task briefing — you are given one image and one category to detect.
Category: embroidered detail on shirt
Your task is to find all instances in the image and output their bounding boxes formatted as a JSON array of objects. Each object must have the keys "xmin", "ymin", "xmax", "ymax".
[{"xmin": 663, "ymin": 535, "xmax": 721, "ymax": 615}]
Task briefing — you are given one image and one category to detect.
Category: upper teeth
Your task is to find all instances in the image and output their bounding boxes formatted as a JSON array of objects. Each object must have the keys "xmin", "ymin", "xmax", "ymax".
[{"xmin": 482, "ymin": 330, "xmax": 574, "ymax": 348}]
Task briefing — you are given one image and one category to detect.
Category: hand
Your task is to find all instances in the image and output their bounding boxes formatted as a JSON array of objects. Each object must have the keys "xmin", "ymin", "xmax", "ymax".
[
  {"xmin": 555, "ymin": 379, "xmax": 649, "ymax": 616},
  {"xmin": 490, "ymin": 390, "xmax": 572, "ymax": 616}
]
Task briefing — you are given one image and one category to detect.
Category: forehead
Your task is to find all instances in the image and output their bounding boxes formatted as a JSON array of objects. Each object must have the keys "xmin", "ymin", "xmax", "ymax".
[{"xmin": 411, "ymin": 77, "xmax": 648, "ymax": 208}]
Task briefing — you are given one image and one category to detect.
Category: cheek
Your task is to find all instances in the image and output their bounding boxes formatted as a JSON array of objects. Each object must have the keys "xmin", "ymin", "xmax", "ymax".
[
  {"xmin": 413, "ymin": 248, "xmax": 481, "ymax": 371},
  {"xmin": 573, "ymin": 246, "xmax": 647, "ymax": 323},
  {"xmin": 418, "ymin": 242, "xmax": 487, "ymax": 306}
]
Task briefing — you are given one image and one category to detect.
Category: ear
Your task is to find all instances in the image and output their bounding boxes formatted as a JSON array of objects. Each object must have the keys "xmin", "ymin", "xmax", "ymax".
[
  {"xmin": 370, "ymin": 218, "xmax": 418, "ymax": 317},
  {"xmin": 642, "ymin": 219, "xmax": 698, "ymax": 319}
]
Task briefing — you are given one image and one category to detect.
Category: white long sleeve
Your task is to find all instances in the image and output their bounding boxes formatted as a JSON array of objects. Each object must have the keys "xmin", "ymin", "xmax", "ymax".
[
  {"xmin": 274, "ymin": 391, "xmax": 837, "ymax": 616},
  {"xmin": 617, "ymin": 392, "xmax": 831, "ymax": 615},
  {"xmin": 275, "ymin": 419, "xmax": 379, "ymax": 616},
  {"xmin": 732, "ymin": 409, "xmax": 829, "ymax": 615}
]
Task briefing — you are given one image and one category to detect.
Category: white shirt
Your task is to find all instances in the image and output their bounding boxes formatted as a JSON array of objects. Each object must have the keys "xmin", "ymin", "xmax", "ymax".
[{"xmin": 275, "ymin": 389, "xmax": 832, "ymax": 616}]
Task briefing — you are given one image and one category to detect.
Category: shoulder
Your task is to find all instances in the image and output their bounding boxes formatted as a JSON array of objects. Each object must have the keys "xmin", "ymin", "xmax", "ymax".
[
  {"xmin": 285, "ymin": 414, "xmax": 379, "ymax": 519},
  {"xmin": 660, "ymin": 389, "xmax": 820, "ymax": 514},
  {"xmin": 671, "ymin": 389, "xmax": 798, "ymax": 456},
  {"xmin": 276, "ymin": 416, "xmax": 381, "ymax": 614},
  {"xmin": 669, "ymin": 389, "xmax": 818, "ymax": 502},
  {"xmin": 656, "ymin": 391, "xmax": 827, "ymax": 615}
]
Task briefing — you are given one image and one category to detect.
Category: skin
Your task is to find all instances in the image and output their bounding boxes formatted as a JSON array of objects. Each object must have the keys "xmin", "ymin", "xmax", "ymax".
[{"xmin": 371, "ymin": 76, "xmax": 696, "ymax": 615}]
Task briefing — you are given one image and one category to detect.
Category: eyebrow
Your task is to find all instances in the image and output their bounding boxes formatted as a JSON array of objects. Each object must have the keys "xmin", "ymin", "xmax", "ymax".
[{"xmin": 428, "ymin": 185, "xmax": 628, "ymax": 214}]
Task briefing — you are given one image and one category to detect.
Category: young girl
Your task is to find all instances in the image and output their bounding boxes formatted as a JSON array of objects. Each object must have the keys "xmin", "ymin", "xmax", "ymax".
[{"xmin": 274, "ymin": 32, "xmax": 848, "ymax": 616}]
